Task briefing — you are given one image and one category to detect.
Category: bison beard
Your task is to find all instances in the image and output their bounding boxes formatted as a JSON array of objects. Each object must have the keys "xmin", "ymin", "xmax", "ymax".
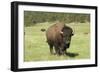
[{"xmin": 46, "ymin": 22, "xmax": 74, "ymax": 56}]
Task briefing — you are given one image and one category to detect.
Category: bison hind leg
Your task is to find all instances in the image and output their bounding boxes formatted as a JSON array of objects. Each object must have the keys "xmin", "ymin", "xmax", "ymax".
[{"xmin": 48, "ymin": 44, "xmax": 54, "ymax": 55}]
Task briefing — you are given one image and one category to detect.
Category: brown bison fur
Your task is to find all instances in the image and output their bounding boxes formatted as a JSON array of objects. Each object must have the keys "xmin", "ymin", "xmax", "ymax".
[{"xmin": 46, "ymin": 22, "xmax": 74, "ymax": 55}]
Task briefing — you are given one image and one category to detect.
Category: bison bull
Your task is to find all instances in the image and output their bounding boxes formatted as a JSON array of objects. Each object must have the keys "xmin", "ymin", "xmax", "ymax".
[{"xmin": 46, "ymin": 22, "xmax": 74, "ymax": 55}]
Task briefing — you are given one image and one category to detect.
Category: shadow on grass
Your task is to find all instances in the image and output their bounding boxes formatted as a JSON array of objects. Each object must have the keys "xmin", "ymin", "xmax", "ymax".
[{"xmin": 66, "ymin": 52, "xmax": 79, "ymax": 57}]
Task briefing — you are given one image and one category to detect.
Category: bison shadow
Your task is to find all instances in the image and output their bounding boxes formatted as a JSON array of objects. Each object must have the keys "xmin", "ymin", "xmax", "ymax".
[{"xmin": 65, "ymin": 52, "xmax": 79, "ymax": 57}]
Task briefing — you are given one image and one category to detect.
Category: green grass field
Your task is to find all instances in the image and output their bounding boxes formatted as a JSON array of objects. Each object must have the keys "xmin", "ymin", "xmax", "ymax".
[{"xmin": 24, "ymin": 22, "xmax": 90, "ymax": 62}]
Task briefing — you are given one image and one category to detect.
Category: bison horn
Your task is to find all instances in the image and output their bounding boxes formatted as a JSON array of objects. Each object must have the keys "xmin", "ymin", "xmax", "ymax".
[{"xmin": 60, "ymin": 31, "xmax": 63, "ymax": 34}]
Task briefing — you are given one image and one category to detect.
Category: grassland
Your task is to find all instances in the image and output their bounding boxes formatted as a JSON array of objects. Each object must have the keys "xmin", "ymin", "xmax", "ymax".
[{"xmin": 24, "ymin": 22, "xmax": 90, "ymax": 62}]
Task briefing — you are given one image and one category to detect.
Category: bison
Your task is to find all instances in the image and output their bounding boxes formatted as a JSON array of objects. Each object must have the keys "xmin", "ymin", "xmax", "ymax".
[{"xmin": 46, "ymin": 22, "xmax": 74, "ymax": 55}]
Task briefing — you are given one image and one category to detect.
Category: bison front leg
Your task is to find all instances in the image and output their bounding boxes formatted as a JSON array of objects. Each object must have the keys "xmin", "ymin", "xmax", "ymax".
[
  {"xmin": 62, "ymin": 46, "xmax": 68, "ymax": 55},
  {"xmin": 60, "ymin": 44, "xmax": 67, "ymax": 55},
  {"xmin": 62, "ymin": 43, "xmax": 71, "ymax": 55},
  {"xmin": 54, "ymin": 45, "xmax": 62, "ymax": 56}
]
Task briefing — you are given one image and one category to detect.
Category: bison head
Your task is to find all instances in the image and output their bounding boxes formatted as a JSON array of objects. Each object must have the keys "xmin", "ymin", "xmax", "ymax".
[{"xmin": 60, "ymin": 26, "xmax": 74, "ymax": 48}]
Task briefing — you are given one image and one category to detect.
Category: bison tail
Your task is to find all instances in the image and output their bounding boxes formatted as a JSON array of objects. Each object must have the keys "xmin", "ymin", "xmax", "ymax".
[{"xmin": 41, "ymin": 28, "xmax": 46, "ymax": 32}]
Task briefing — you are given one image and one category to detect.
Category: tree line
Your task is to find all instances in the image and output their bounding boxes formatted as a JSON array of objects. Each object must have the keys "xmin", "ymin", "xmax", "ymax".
[{"xmin": 24, "ymin": 11, "xmax": 90, "ymax": 26}]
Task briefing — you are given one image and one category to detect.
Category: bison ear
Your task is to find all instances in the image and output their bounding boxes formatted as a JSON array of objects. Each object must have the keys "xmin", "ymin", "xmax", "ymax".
[{"xmin": 72, "ymin": 32, "xmax": 74, "ymax": 36}]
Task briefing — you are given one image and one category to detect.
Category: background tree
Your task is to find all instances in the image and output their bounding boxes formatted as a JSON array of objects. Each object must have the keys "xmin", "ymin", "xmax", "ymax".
[{"xmin": 24, "ymin": 11, "xmax": 90, "ymax": 26}]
